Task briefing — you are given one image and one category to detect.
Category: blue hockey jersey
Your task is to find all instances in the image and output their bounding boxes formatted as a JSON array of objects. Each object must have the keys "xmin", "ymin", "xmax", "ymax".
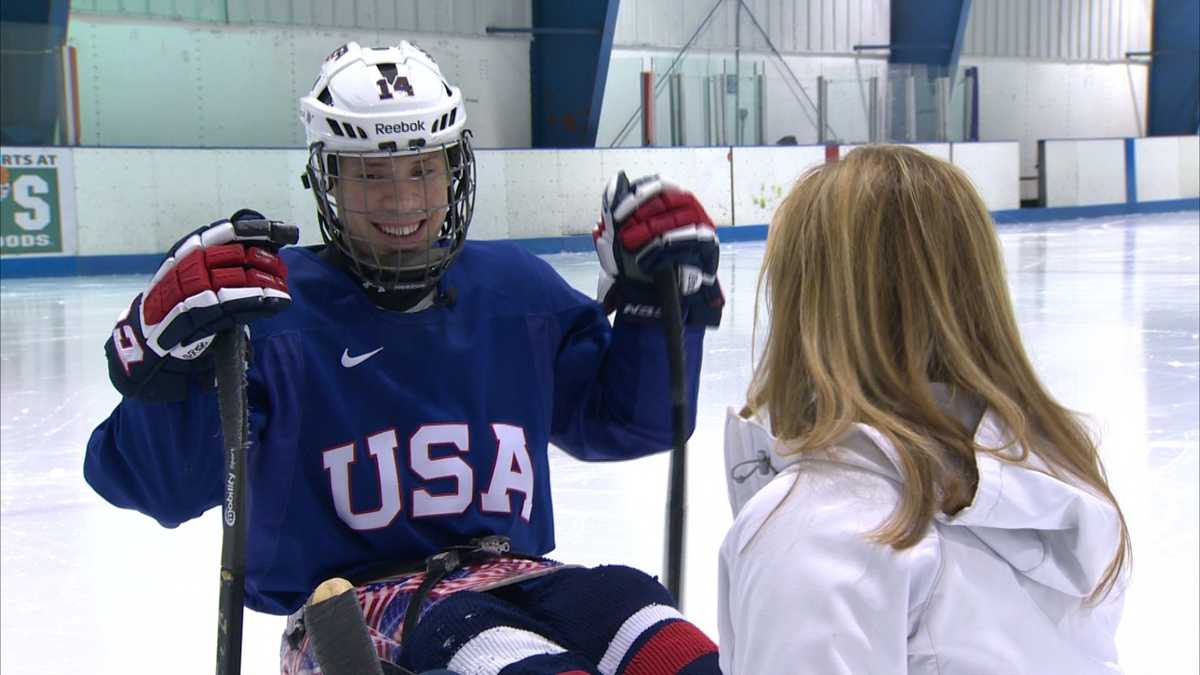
[{"xmin": 84, "ymin": 241, "xmax": 704, "ymax": 615}]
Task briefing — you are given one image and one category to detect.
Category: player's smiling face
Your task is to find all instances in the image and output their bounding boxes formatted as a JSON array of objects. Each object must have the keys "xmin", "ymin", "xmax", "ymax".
[{"xmin": 334, "ymin": 152, "xmax": 451, "ymax": 253}]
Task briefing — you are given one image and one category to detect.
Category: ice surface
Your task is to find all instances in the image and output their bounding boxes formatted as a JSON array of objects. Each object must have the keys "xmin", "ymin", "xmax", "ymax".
[{"xmin": 2, "ymin": 211, "xmax": 1196, "ymax": 674}]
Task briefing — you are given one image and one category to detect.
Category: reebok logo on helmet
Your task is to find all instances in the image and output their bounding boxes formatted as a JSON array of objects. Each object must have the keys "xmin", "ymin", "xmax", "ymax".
[{"xmin": 376, "ymin": 121, "xmax": 426, "ymax": 135}]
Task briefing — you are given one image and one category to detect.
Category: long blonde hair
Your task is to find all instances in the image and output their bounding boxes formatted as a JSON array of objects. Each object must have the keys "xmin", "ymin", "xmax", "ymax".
[{"xmin": 746, "ymin": 145, "xmax": 1129, "ymax": 601}]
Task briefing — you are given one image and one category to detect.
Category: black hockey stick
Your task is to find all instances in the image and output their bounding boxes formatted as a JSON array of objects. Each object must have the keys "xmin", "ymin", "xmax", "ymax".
[
  {"xmin": 653, "ymin": 267, "xmax": 688, "ymax": 608},
  {"xmin": 214, "ymin": 326, "xmax": 249, "ymax": 675},
  {"xmin": 213, "ymin": 217, "xmax": 299, "ymax": 675}
]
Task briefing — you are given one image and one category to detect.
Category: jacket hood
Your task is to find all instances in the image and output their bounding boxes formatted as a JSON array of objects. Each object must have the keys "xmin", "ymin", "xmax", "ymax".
[{"xmin": 833, "ymin": 385, "xmax": 1123, "ymax": 599}]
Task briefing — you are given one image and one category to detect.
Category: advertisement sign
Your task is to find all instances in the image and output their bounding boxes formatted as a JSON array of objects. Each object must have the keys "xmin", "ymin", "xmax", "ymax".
[{"xmin": 0, "ymin": 147, "xmax": 76, "ymax": 256}]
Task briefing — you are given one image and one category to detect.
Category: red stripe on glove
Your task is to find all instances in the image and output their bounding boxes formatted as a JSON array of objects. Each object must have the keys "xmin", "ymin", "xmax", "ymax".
[
  {"xmin": 246, "ymin": 246, "xmax": 288, "ymax": 280},
  {"xmin": 618, "ymin": 191, "xmax": 714, "ymax": 251},
  {"xmin": 143, "ymin": 252, "xmax": 202, "ymax": 325},
  {"xmin": 142, "ymin": 244, "xmax": 288, "ymax": 324}
]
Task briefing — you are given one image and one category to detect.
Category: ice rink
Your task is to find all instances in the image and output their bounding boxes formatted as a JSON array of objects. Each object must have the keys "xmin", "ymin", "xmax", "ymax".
[{"xmin": 2, "ymin": 210, "xmax": 1197, "ymax": 674}]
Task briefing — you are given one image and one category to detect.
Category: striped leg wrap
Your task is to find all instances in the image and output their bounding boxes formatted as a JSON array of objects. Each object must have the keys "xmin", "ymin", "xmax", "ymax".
[
  {"xmin": 403, "ymin": 591, "xmax": 599, "ymax": 675},
  {"xmin": 602, "ymin": 609, "xmax": 718, "ymax": 675},
  {"xmin": 492, "ymin": 565, "xmax": 719, "ymax": 675},
  {"xmin": 402, "ymin": 565, "xmax": 718, "ymax": 675}
]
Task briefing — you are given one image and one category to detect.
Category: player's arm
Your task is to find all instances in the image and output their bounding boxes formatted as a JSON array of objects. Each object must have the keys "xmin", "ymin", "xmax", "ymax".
[
  {"xmin": 548, "ymin": 306, "xmax": 705, "ymax": 459},
  {"xmin": 85, "ymin": 387, "xmax": 230, "ymax": 526},
  {"xmin": 549, "ymin": 174, "xmax": 723, "ymax": 460},
  {"xmin": 85, "ymin": 379, "xmax": 273, "ymax": 527},
  {"xmin": 84, "ymin": 211, "xmax": 293, "ymax": 526}
]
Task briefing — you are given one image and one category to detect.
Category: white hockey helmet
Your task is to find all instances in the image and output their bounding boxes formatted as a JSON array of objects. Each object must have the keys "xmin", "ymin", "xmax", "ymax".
[{"xmin": 299, "ymin": 41, "xmax": 475, "ymax": 292}]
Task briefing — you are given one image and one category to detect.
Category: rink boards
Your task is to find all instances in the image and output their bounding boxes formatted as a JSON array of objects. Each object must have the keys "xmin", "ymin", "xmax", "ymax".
[{"xmin": 0, "ymin": 136, "xmax": 1197, "ymax": 275}]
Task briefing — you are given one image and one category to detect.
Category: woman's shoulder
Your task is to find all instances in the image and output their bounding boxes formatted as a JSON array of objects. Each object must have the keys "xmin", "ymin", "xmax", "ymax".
[
  {"xmin": 719, "ymin": 425, "xmax": 950, "ymax": 646},
  {"xmin": 720, "ymin": 434, "xmax": 944, "ymax": 626},
  {"xmin": 723, "ymin": 430, "xmax": 926, "ymax": 559}
]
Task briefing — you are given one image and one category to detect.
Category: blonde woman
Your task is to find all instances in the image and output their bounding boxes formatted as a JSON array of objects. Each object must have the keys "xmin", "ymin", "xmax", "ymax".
[{"xmin": 718, "ymin": 145, "xmax": 1130, "ymax": 674}]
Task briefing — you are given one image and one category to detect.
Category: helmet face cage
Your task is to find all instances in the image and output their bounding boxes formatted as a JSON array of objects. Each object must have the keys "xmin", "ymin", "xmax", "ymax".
[{"xmin": 306, "ymin": 132, "xmax": 475, "ymax": 292}]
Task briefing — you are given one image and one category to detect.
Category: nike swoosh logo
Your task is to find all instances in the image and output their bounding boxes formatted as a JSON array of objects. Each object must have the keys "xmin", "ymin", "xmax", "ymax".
[{"xmin": 341, "ymin": 347, "xmax": 383, "ymax": 368}]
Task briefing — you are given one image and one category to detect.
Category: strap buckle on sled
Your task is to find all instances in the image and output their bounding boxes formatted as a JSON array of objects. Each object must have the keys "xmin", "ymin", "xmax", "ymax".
[
  {"xmin": 474, "ymin": 534, "xmax": 511, "ymax": 556},
  {"xmin": 399, "ymin": 535, "xmax": 513, "ymax": 650}
]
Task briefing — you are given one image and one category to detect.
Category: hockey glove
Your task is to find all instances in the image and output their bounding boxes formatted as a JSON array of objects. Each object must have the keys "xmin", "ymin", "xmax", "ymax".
[
  {"xmin": 105, "ymin": 209, "xmax": 299, "ymax": 402},
  {"xmin": 594, "ymin": 172, "xmax": 724, "ymax": 327}
]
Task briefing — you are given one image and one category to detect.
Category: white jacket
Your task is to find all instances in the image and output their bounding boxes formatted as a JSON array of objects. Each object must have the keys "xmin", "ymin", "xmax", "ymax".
[{"xmin": 718, "ymin": 390, "xmax": 1126, "ymax": 674}]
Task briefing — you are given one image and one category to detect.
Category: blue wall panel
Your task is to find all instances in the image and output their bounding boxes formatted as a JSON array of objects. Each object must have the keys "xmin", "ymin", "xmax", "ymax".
[
  {"xmin": 0, "ymin": 0, "xmax": 71, "ymax": 145},
  {"xmin": 889, "ymin": 0, "xmax": 970, "ymax": 71},
  {"xmin": 1148, "ymin": 0, "xmax": 1200, "ymax": 135},
  {"xmin": 529, "ymin": 0, "xmax": 619, "ymax": 147}
]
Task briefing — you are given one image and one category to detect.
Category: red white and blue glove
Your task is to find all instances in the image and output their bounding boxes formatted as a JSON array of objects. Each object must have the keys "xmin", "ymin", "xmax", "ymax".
[
  {"xmin": 594, "ymin": 172, "xmax": 724, "ymax": 327},
  {"xmin": 105, "ymin": 209, "xmax": 299, "ymax": 402}
]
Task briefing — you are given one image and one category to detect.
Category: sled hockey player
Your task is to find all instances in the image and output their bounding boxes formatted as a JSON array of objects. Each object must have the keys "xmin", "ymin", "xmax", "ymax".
[{"xmin": 84, "ymin": 41, "xmax": 723, "ymax": 673}]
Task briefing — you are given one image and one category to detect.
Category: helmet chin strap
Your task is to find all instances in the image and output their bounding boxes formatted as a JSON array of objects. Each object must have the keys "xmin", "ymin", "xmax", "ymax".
[{"xmin": 318, "ymin": 245, "xmax": 443, "ymax": 312}]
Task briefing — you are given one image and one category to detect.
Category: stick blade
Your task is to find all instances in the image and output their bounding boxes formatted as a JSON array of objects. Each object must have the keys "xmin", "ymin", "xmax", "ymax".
[{"xmin": 306, "ymin": 579, "xmax": 386, "ymax": 675}]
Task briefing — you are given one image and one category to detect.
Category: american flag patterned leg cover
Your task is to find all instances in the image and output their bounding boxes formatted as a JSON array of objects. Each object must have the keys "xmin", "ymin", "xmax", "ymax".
[{"xmin": 280, "ymin": 556, "xmax": 569, "ymax": 674}]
